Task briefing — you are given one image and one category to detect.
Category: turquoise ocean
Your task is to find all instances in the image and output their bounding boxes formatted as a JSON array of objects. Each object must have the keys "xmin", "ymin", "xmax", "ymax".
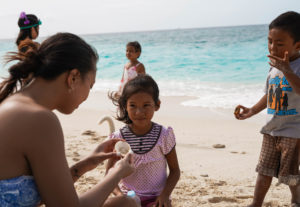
[{"xmin": 0, "ymin": 24, "xmax": 269, "ymax": 109}]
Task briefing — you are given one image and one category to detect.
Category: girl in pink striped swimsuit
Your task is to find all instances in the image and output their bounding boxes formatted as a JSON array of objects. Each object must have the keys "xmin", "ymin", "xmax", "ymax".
[
  {"xmin": 108, "ymin": 75, "xmax": 180, "ymax": 207},
  {"xmin": 119, "ymin": 41, "xmax": 145, "ymax": 94}
]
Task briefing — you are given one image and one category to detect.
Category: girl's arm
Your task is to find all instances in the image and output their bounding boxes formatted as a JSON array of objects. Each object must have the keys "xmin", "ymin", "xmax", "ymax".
[
  {"xmin": 26, "ymin": 111, "xmax": 134, "ymax": 207},
  {"xmin": 155, "ymin": 148, "xmax": 180, "ymax": 206},
  {"xmin": 136, "ymin": 63, "xmax": 145, "ymax": 74},
  {"xmin": 105, "ymin": 157, "xmax": 124, "ymax": 196}
]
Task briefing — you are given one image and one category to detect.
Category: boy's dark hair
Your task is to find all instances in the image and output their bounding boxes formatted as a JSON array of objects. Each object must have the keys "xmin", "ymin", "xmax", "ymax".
[
  {"xmin": 269, "ymin": 11, "xmax": 300, "ymax": 43},
  {"xmin": 16, "ymin": 14, "xmax": 40, "ymax": 46},
  {"xmin": 110, "ymin": 74, "xmax": 160, "ymax": 124},
  {"xmin": 127, "ymin": 41, "xmax": 142, "ymax": 53},
  {"xmin": 1, "ymin": 32, "xmax": 98, "ymax": 103}
]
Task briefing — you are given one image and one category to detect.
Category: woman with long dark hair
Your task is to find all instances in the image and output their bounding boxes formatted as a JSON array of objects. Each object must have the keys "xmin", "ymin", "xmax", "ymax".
[{"xmin": 0, "ymin": 32, "xmax": 138, "ymax": 207}]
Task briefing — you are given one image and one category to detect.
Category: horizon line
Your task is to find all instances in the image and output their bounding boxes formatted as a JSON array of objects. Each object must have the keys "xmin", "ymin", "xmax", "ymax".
[{"xmin": 0, "ymin": 23, "xmax": 268, "ymax": 41}]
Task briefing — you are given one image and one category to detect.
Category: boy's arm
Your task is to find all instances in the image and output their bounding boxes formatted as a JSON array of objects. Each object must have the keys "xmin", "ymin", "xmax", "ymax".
[
  {"xmin": 235, "ymin": 94, "xmax": 267, "ymax": 120},
  {"xmin": 268, "ymin": 52, "xmax": 300, "ymax": 95},
  {"xmin": 105, "ymin": 157, "xmax": 124, "ymax": 195},
  {"xmin": 250, "ymin": 94, "xmax": 268, "ymax": 115},
  {"xmin": 155, "ymin": 148, "xmax": 180, "ymax": 206},
  {"xmin": 282, "ymin": 71, "xmax": 300, "ymax": 95}
]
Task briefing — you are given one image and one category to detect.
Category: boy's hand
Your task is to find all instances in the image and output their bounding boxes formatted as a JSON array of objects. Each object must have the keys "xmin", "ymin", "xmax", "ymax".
[
  {"xmin": 268, "ymin": 51, "xmax": 293, "ymax": 74},
  {"xmin": 234, "ymin": 105, "xmax": 254, "ymax": 120}
]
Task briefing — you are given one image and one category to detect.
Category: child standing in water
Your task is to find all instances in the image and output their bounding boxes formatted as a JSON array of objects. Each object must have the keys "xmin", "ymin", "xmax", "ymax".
[
  {"xmin": 119, "ymin": 41, "xmax": 145, "ymax": 94},
  {"xmin": 108, "ymin": 75, "xmax": 180, "ymax": 207},
  {"xmin": 235, "ymin": 11, "xmax": 300, "ymax": 207}
]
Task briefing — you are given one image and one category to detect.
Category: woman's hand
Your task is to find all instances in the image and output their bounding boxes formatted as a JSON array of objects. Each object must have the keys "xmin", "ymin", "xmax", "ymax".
[
  {"xmin": 234, "ymin": 105, "xmax": 255, "ymax": 120},
  {"xmin": 153, "ymin": 194, "xmax": 172, "ymax": 207},
  {"xmin": 71, "ymin": 138, "xmax": 123, "ymax": 182},
  {"xmin": 108, "ymin": 153, "xmax": 135, "ymax": 179},
  {"xmin": 87, "ymin": 138, "xmax": 124, "ymax": 170}
]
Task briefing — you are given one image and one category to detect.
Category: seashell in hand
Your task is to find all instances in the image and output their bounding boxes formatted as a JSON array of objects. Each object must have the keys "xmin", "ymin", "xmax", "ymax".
[
  {"xmin": 115, "ymin": 141, "xmax": 131, "ymax": 156},
  {"xmin": 234, "ymin": 107, "xmax": 240, "ymax": 116}
]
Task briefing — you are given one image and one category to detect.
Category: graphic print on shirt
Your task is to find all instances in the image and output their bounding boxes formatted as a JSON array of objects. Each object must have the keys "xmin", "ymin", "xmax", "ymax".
[{"xmin": 267, "ymin": 75, "xmax": 298, "ymax": 116}]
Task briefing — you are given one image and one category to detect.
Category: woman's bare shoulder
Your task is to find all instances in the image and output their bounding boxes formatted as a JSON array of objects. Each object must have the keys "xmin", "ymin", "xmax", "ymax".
[
  {"xmin": 0, "ymin": 95, "xmax": 61, "ymax": 138},
  {"xmin": 1, "ymin": 95, "xmax": 54, "ymax": 115}
]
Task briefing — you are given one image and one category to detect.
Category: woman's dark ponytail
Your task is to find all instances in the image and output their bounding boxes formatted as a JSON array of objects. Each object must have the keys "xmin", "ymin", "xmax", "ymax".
[
  {"xmin": 0, "ymin": 43, "xmax": 41, "ymax": 103},
  {"xmin": 0, "ymin": 32, "xmax": 98, "ymax": 104}
]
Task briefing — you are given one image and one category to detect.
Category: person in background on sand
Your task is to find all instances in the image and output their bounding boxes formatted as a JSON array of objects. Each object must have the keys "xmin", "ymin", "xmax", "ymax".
[
  {"xmin": 16, "ymin": 12, "xmax": 41, "ymax": 53},
  {"xmin": 16, "ymin": 12, "xmax": 42, "ymax": 86},
  {"xmin": 0, "ymin": 32, "xmax": 139, "ymax": 207},
  {"xmin": 118, "ymin": 41, "xmax": 145, "ymax": 95},
  {"xmin": 107, "ymin": 74, "xmax": 180, "ymax": 207},
  {"xmin": 234, "ymin": 11, "xmax": 300, "ymax": 207}
]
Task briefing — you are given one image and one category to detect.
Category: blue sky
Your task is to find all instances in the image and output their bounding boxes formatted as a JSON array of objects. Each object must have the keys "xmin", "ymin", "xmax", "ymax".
[{"xmin": 0, "ymin": 0, "xmax": 299, "ymax": 39}]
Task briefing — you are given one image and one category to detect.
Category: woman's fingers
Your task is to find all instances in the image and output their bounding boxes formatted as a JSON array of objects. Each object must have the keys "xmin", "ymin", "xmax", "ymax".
[
  {"xmin": 101, "ymin": 152, "xmax": 119, "ymax": 160},
  {"xmin": 94, "ymin": 138, "xmax": 125, "ymax": 153},
  {"xmin": 124, "ymin": 152, "xmax": 133, "ymax": 164}
]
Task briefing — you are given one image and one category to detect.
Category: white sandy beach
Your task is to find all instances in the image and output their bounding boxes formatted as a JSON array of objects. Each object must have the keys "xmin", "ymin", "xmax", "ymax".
[{"xmin": 56, "ymin": 91, "xmax": 292, "ymax": 207}]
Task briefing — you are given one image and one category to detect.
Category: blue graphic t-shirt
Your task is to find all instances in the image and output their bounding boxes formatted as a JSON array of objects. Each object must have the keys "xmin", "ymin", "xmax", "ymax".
[{"xmin": 261, "ymin": 57, "xmax": 300, "ymax": 138}]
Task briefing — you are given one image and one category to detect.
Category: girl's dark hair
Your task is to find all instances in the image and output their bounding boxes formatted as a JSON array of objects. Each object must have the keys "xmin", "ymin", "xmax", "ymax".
[
  {"xmin": 16, "ymin": 14, "xmax": 40, "ymax": 46},
  {"xmin": 110, "ymin": 74, "xmax": 160, "ymax": 124},
  {"xmin": 127, "ymin": 41, "xmax": 142, "ymax": 53},
  {"xmin": 0, "ymin": 32, "xmax": 98, "ymax": 103},
  {"xmin": 269, "ymin": 11, "xmax": 300, "ymax": 43}
]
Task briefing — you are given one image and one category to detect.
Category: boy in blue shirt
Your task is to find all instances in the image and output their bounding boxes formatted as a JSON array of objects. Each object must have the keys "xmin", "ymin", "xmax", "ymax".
[{"xmin": 235, "ymin": 11, "xmax": 300, "ymax": 207}]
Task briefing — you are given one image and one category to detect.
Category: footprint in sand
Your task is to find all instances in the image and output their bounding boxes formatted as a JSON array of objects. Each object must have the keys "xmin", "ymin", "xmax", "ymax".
[
  {"xmin": 263, "ymin": 200, "xmax": 281, "ymax": 207},
  {"xmin": 72, "ymin": 157, "xmax": 80, "ymax": 161},
  {"xmin": 235, "ymin": 195, "xmax": 254, "ymax": 199},
  {"xmin": 73, "ymin": 151, "xmax": 80, "ymax": 157},
  {"xmin": 81, "ymin": 130, "xmax": 97, "ymax": 136},
  {"xmin": 208, "ymin": 196, "xmax": 238, "ymax": 203},
  {"xmin": 91, "ymin": 136, "xmax": 101, "ymax": 141},
  {"xmin": 214, "ymin": 180, "xmax": 227, "ymax": 186}
]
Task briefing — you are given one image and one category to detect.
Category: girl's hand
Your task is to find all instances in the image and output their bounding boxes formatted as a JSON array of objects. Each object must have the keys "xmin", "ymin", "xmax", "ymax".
[
  {"xmin": 268, "ymin": 51, "xmax": 293, "ymax": 74},
  {"xmin": 109, "ymin": 153, "xmax": 135, "ymax": 178},
  {"xmin": 234, "ymin": 105, "xmax": 254, "ymax": 120},
  {"xmin": 152, "ymin": 194, "xmax": 172, "ymax": 207}
]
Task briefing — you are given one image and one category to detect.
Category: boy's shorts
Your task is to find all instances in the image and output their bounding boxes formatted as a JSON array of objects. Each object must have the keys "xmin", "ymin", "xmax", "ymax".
[{"xmin": 256, "ymin": 134, "xmax": 300, "ymax": 186}]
